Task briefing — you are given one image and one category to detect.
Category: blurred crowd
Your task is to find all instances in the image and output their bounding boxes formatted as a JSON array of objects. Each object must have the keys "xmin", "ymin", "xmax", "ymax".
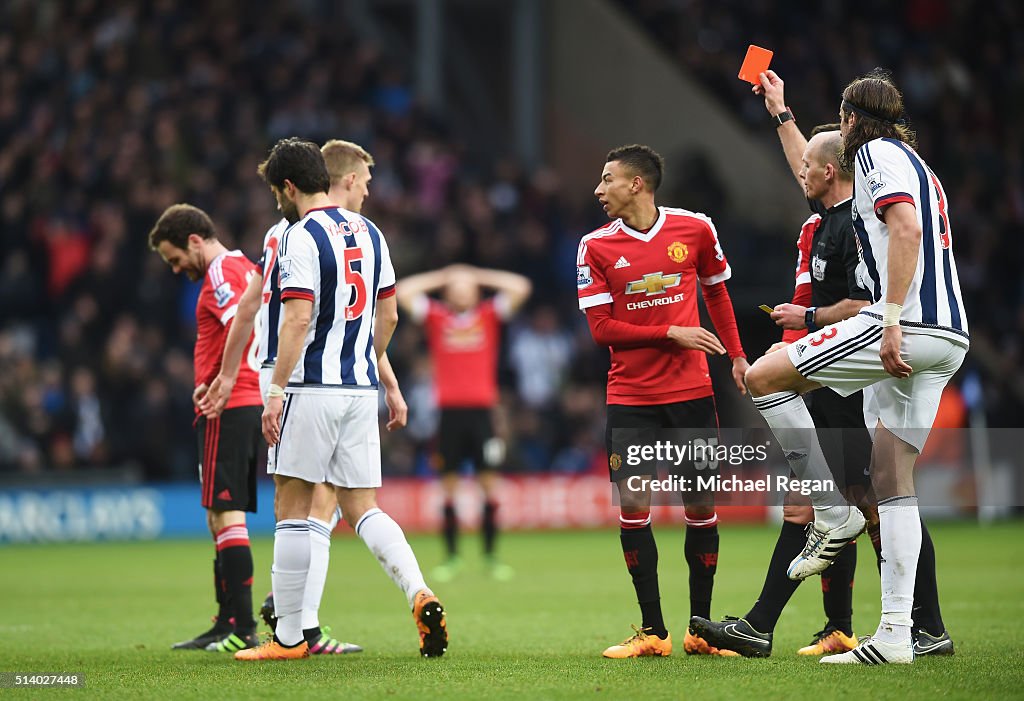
[
  {"xmin": 0, "ymin": 0, "xmax": 1018, "ymax": 481},
  {"xmin": 0, "ymin": 0, "xmax": 606, "ymax": 479}
]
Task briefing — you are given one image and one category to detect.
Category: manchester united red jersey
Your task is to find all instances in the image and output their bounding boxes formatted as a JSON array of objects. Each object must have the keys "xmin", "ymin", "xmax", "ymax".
[
  {"xmin": 577, "ymin": 207, "xmax": 732, "ymax": 405},
  {"xmin": 782, "ymin": 213, "xmax": 819, "ymax": 344},
  {"xmin": 194, "ymin": 250, "xmax": 262, "ymax": 412},
  {"xmin": 417, "ymin": 297, "xmax": 506, "ymax": 408}
]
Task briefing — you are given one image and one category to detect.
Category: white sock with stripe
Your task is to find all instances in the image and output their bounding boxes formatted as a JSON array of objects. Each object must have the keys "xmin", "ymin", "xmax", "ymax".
[
  {"xmin": 874, "ymin": 495, "xmax": 920, "ymax": 644},
  {"xmin": 301, "ymin": 517, "xmax": 333, "ymax": 631},
  {"xmin": 355, "ymin": 508, "xmax": 429, "ymax": 608},
  {"xmin": 752, "ymin": 391, "xmax": 849, "ymax": 527},
  {"xmin": 272, "ymin": 519, "xmax": 310, "ymax": 646}
]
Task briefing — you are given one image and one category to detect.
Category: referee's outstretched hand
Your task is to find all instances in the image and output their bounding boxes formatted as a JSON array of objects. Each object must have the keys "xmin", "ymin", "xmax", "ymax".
[
  {"xmin": 753, "ymin": 70, "xmax": 786, "ymax": 118},
  {"xmin": 667, "ymin": 325, "xmax": 726, "ymax": 355}
]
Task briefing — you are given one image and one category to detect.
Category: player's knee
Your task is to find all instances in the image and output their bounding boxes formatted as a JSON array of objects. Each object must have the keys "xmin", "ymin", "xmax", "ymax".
[
  {"xmin": 617, "ymin": 486, "xmax": 650, "ymax": 514},
  {"xmin": 336, "ymin": 490, "xmax": 378, "ymax": 528},
  {"xmin": 783, "ymin": 503, "xmax": 813, "ymax": 525},
  {"xmin": 744, "ymin": 359, "xmax": 776, "ymax": 397},
  {"xmin": 683, "ymin": 507, "xmax": 717, "ymax": 527}
]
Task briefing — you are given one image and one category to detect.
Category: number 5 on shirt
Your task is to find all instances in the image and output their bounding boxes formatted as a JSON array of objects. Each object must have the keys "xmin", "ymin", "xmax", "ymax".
[{"xmin": 344, "ymin": 247, "xmax": 367, "ymax": 320}]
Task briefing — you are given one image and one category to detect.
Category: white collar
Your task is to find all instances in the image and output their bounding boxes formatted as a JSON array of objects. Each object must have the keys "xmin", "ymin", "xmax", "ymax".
[{"xmin": 618, "ymin": 207, "xmax": 665, "ymax": 242}]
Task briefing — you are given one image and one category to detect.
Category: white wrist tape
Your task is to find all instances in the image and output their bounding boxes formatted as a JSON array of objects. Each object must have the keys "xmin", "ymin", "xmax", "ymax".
[
  {"xmin": 266, "ymin": 383, "xmax": 286, "ymax": 398},
  {"xmin": 882, "ymin": 303, "xmax": 903, "ymax": 327}
]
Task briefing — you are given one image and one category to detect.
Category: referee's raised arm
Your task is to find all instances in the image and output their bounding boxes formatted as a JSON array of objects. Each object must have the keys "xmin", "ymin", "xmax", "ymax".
[{"xmin": 754, "ymin": 70, "xmax": 807, "ymax": 188}]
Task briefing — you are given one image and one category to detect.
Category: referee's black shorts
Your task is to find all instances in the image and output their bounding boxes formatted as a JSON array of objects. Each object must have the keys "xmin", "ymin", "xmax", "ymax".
[
  {"xmin": 195, "ymin": 405, "xmax": 262, "ymax": 512},
  {"xmin": 805, "ymin": 388, "xmax": 872, "ymax": 492},
  {"xmin": 605, "ymin": 395, "xmax": 718, "ymax": 483}
]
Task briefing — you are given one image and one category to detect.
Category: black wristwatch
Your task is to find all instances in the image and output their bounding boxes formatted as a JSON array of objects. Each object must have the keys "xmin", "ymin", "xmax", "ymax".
[
  {"xmin": 773, "ymin": 109, "xmax": 794, "ymax": 127},
  {"xmin": 805, "ymin": 307, "xmax": 819, "ymax": 332}
]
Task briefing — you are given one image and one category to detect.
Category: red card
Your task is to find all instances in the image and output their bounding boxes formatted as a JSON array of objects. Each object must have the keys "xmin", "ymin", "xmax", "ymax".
[{"xmin": 738, "ymin": 45, "xmax": 773, "ymax": 84}]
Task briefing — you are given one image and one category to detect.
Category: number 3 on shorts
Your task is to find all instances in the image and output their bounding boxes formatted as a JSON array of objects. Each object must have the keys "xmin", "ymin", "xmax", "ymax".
[
  {"xmin": 808, "ymin": 327, "xmax": 838, "ymax": 347},
  {"xmin": 344, "ymin": 247, "xmax": 367, "ymax": 320}
]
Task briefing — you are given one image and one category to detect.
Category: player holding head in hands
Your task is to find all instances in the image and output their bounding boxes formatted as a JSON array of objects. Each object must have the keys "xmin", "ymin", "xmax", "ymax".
[
  {"xmin": 578, "ymin": 144, "xmax": 749, "ymax": 658},
  {"xmin": 149, "ymin": 204, "xmax": 263, "ymax": 653},
  {"xmin": 234, "ymin": 138, "xmax": 446, "ymax": 661},
  {"xmin": 396, "ymin": 264, "xmax": 531, "ymax": 582},
  {"xmin": 199, "ymin": 139, "xmax": 407, "ymax": 655},
  {"xmin": 739, "ymin": 71, "xmax": 967, "ymax": 665}
]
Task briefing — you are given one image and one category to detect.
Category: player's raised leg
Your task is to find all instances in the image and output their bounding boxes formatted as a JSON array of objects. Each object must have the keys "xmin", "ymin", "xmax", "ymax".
[{"xmin": 745, "ymin": 329, "xmax": 866, "ymax": 580}]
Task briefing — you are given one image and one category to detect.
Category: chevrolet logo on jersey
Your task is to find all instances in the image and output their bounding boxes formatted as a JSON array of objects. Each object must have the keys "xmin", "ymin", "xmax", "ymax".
[{"xmin": 626, "ymin": 272, "xmax": 681, "ymax": 296}]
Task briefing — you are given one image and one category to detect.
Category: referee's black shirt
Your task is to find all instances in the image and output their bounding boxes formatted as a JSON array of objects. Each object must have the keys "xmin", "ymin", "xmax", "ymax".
[{"xmin": 807, "ymin": 197, "xmax": 872, "ymax": 307}]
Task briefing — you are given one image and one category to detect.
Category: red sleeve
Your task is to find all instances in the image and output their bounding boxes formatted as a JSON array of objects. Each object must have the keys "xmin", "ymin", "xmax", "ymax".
[
  {"xmin": 695, "ymin": 218, "xmax": 731, "ymax": 286},
  {"xmin": 585, "ymin": 304, "xmax": 669, "ymax": 349},
  {"xmin": 783, "ymin": 219, "xmax": 816, "ymax": 343},
  {"xmin": 577, "ymin": 238, "xmax": 613, "ymax": 310},
  {"xmin": 701, "ymin": 282, "xmax": 745, "ymax": 359}
]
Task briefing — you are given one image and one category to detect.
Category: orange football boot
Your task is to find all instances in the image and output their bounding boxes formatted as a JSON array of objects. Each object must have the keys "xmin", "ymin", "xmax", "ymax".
[
  {"xmin": 602, "ymin": 625, "xmax": 673, "ymax": 658},
  {"xmin": 412, "ymin": 590, "xmax": 448, "ymax": 657}
]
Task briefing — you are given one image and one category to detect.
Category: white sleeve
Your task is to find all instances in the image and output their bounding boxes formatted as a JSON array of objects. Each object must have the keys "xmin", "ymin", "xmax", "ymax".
[
  {"xmin": 376, "ymin": 229, "xmax": 396, "ymax": 294},
  {"xmin": 858, "ymin": 140, "xmax": 917, "ymax": 215},
  {"xmin": 278, "ymin": 227, "xmax": 318, "ymax": 303}
]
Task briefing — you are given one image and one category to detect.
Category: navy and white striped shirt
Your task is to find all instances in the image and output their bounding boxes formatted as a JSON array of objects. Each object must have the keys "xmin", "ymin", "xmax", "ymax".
[
  {"xmin": 278, "ymin": 206, "xmax": 397, "ymax": 391},
  {"xmin": 852, "ymin": 137, "xmax": 969, "ymax": 347},
  {"xmin": 251, "ymin": 218, "xmax": 288, "ymax": 368}
]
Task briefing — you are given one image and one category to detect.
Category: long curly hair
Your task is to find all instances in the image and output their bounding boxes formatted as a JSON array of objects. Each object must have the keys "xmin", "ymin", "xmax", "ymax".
[{"xmin": 838, "ymin": 69, "xmax": 917, "ymax": 172}]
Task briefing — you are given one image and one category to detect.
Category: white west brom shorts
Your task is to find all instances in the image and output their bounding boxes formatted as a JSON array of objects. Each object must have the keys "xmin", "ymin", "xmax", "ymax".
[
  {"xmin": 272, "ymin": 389, "xmax": 382, "ymax": 488},
  {"xmin": 786, "ymin": 314, "xmax": 967, "ymax": 452}
]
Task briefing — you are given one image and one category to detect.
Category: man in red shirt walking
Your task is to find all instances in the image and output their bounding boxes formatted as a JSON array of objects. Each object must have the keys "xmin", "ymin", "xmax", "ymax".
[
  {"xmin": 398, "ymin": 265, "xmax": 531, "ymax": 580},
  {"xmin": 150, "ymin": 204, "xmax": 263, "ymax": 652},
  {"xmin": 578, "ymin": 144, "xmax": 749, "ymax": 658}
]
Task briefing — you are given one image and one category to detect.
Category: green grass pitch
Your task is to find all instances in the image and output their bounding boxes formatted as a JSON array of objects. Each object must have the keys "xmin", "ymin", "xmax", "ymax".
[{"xmin": 4, "ymin": 521, "xmax": 1023, "ymax": 700}]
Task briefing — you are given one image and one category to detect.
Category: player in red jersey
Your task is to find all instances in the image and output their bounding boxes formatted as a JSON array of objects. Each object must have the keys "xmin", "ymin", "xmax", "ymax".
[
  {"xmin": 149, "ymin": 204, "xmax": 263, "ymax": 653},
  {"xmin": 397, "ymin": 265, "xmax": 531, "ymax": 581},
  {"xmin": 577, "ymin": 145, "xmax": 748, "ymax": 658}
]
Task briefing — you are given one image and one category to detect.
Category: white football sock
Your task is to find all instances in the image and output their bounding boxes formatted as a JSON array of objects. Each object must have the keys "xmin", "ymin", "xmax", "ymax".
[
  {"xmin": 752, "ymin": 391, "xmax": 848, "ymax": 524},
  {"xmin": 272, "ymin": 519, "xmax": 310, "ymax": 646},
  {"xmin": 301, "ymin": 517, "xmax": 332, "ymax": 631},
  {"xmin": 355, "ymin": 508, "xmax": 429, "ymax": 608},
  {"xmin": 329, "ymin": 506, "xmax": 343, "ymax": 531},
  {"xmin": 875, "ymin": 495, "xmax": 921, "ymax": 643}
]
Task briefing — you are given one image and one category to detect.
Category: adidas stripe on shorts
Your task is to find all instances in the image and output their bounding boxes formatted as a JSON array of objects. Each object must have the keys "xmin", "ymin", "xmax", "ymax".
[{"xmin": 786, "ymin": 313, "xmax": 966, "ymax": 452}]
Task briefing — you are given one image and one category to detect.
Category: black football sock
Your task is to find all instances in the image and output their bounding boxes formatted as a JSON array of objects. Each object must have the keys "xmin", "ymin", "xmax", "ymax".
[
  {"xmin": 745, "ymin": 521, "xmax": 805, "ymax": 633},
  {"xmin": 684, "ymin": 523, "xmax": 719, "ymax": 620},
  {"xmin": 442, "ymin": 502, "xmax": 458, "ymax": 559},
  {"xmin": 482, "ymin": 501, "xmax": 498, "ymax": 557},
  {"xmin": 213, "ymin": 555, "xmax": 232, "ymax": 628},
  {"xmin": 620, "ymin": 521, "xmax": 666, "ymax": 638},
  {"xmin": 912, "ymin": 519, "xmax": 945, "ymax": 636},
  {"xmin": 217, "ymin": 525, "xmax": 256, "ymax": 632},
  {"xmin": 821, "ymin": 538, "xmax": 856, "ymax": 636}
]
